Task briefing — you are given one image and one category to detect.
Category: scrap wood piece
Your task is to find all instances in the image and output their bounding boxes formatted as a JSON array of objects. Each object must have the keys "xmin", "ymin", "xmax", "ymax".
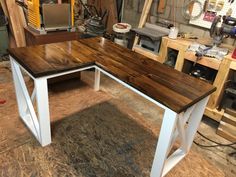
[
  {"xmin": 0, "ymin": 0, "xmax": 9, "ymax": 18},
  {"xmin": 157, "ymin": 0, "xmax": 166, "ymax": 13},
  {"xmin": 5, "ymin": 0, "xmax": 26, "ymax": 47},
  {"xmin": 0, "ymin": 0, "xmax": 17, "ymax": 48},
  {"xmin": 104, "ymin": 0, "xmax": 118, "ymax": 33}
]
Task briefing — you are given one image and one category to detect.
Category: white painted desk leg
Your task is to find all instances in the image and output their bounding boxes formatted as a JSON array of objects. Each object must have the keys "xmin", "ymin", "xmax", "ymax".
[
  {"xmin": 94, "ymin": 68, "xmax": 101, "ymax": 91},
  {"xmin": 151, "ymin": 96, "xmax": 209, "ymax": 177},
  {"xmin": 35, "ymin": 78, "xmax": 51, "ymax": 146},
  {"xmin": 10, "ymin": 57, "xmax": 51, "ymax": 146},
  {"xmin": 150, "ymin": 109, "xmax": 178, "ymax": 177}
]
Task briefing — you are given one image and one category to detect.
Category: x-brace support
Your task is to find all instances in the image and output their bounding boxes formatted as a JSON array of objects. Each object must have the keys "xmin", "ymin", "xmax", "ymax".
[{"xmin": 150, "ymin": 96, "xmax": 209, "ymax": 177}]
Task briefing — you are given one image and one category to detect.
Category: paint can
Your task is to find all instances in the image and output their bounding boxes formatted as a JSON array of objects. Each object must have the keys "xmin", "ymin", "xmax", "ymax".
[
  {"xmin": 168, "ymin": 27, "xmax": 179, "ymax": 39},
  {"xmin": 113, "ymin": 23, "xmax": 131, "ymax": 47}
]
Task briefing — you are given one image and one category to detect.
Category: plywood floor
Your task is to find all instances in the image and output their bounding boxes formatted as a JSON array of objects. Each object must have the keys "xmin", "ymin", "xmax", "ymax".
[{"xmin": 0, "ymin": 61, "xmax": 234, "ymax": 176}]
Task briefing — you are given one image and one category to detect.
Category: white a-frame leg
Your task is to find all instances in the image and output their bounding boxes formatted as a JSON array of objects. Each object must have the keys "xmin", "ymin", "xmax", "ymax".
[
  {"xmin": 10, "ymin": 58, "xmax": 51, "ymax": 146},
  {"xmin": 150, "ymin": 96, "xmax": 209, "ymax": 177}
]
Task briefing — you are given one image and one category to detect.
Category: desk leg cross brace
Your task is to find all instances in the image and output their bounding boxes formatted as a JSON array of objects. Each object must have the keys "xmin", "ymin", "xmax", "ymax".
[
  {"xmin": 10, "ymin": 59, "xmax": 51, "ymax": 146},
  {"xmin": 150, "ymin": 96, "xmax": 209, "ymax": 177}
]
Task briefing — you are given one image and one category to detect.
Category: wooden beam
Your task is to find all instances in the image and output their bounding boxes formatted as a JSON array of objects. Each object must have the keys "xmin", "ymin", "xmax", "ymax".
[
  {"xmin": 0, "ymin": 0, "xmax": 9, "ymax": 18},
  {"xmin": 132, "ymin": 0, "xmax": 153, "ymax": 50},
  {"xmin": 5, "ymin": 0, "xmax": 27, "ymax": 47}
]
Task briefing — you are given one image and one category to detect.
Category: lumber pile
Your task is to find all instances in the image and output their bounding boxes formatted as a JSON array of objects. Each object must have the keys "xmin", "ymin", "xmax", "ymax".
[
  {"xmin": 217, "ymin": 108, "xmax": 236, "ymax": 142},
  {"xmin": 0, "ymin": 0, "xmax": 26, "ymax": 47}
]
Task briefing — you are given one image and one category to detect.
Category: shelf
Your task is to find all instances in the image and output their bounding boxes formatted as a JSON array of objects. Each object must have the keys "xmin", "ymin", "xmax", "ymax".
[{"xmin": 184, "ymin": 51, "xmax": 221, "ymax": 70}]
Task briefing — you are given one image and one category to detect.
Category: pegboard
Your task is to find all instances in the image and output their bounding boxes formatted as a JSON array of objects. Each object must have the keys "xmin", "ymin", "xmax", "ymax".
[{"xmin": 189, "ymin": 0, "xmax": 236, "ymax": 29}]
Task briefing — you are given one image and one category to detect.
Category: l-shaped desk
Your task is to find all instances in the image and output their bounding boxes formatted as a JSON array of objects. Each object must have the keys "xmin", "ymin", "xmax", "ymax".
[{"xmin": 9, "ymin": 37, "xmax": 216, "ymax": 177}]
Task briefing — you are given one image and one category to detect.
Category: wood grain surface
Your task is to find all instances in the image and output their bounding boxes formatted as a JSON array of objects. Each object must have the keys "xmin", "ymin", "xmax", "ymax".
[{"xmin": 8, "ymin": 37, "xmax": 216, "ymax": 113}]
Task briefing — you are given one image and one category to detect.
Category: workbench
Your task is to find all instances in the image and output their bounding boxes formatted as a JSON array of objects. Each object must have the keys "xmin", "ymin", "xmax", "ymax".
[{"xmin": 9, "ymin": 37, "xmax": 215, "ymax": 177}]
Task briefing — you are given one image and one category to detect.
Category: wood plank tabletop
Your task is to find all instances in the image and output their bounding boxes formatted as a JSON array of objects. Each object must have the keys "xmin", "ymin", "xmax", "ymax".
[
  {"xmin": 8, "ymin": 37, "xmax": 216, "ymax": 113},
  {"xmin": 8, "ymin": 41, "xmax": 96, "ymax": 77}
]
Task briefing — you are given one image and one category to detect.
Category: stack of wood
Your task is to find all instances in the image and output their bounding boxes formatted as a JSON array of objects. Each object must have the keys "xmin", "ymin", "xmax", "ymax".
[
  {"xmin": 217, "ymin": 108, "xmax": 236, "ymax": 142},
  {"xmin": 0, "ymin": 0, "xmax": 27, "ymax": 48}
]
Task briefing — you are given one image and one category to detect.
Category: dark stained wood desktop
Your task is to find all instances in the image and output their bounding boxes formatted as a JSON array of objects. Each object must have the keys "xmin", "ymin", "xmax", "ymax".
[{"xmin": 8, "ymin": 37, "xmax": 216, "ymax": 113}]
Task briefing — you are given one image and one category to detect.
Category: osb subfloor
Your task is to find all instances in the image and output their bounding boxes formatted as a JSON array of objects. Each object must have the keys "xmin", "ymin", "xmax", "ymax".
[{"xmin": 0, "ymin": 61, "xmax": 234, "ymax": 176}]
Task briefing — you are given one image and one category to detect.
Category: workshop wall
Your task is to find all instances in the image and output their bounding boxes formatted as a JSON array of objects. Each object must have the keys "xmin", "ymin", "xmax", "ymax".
[{"xmin": 122, "ymin": 0, "xmax": 236, "ymax": 46}]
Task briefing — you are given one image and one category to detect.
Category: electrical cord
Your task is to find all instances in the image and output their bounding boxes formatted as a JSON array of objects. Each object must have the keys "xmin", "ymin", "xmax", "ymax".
[
  {"xmin": 194, "ymin": 141, "xmax": 236, "ymax": 150},
  {"xmin": 197, "ymin": 131, "xmax": 236, "ymax": 146},
  {"xmin": 194, "ymin": 130, "xmax": 236, "ymax": 150}
]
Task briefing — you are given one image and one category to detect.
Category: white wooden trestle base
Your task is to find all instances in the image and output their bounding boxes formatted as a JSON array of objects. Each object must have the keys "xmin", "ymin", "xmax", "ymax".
[{"xmin": 10, "ymin": 56, "xmax": 209, "ymax": 177}]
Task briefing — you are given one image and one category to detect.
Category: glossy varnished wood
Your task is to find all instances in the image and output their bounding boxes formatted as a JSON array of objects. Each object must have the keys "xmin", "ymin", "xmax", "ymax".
[
  {"xmin": 8, "ymin": 37, "xmax": 216, "ymax": 113},
  {"xmin": 8, "ymin": 41, "xmax": 96, "ymax": 77},
  {"xmin": 79, "ymin": 37, "xmax": 216, "ymax": 113}
]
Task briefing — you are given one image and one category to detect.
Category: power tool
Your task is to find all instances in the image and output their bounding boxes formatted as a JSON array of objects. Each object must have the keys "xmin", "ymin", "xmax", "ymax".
[{"xmin": 210, "ymin": 15, "xmax": 236, "ymax": 46}]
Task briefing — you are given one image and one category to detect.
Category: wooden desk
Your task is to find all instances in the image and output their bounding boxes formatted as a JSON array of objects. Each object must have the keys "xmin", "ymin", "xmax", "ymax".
[{"xmin": 9, "ymin": 37, "xmax": 215, "ymax": 177}]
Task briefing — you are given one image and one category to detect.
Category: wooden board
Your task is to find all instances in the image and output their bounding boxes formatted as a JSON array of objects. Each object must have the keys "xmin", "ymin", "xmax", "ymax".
[
  {"xmin": 217, "ymin": 122, "xmax": 236, "ymax": 142},
  {"xmin": 5, "ymin": 0, "xmax": 26, "ymax": 47},
  {"xmin": 9, "ymin": 40, "xmax": 96, "ymax": 77},
  {"xmin": 8, "ymin": 37, "xmax": 216, "ymax": 113},
  {"xmin": 0, "ymin": 0, "xmax": 17, "ymax": 48},
  {"xmin": 104, "ymin": 0, "xmax": 118, "ymax": 33},
  {"xmin": 132, "ymin": 0, "xmax": 153, "ymax": 50},
  {"xmin": 0, "ymin": 0, "xmax": 9, "ymax": 18},
  {"xmin": 157, "ymin": 0, "xmax": 166, "ymax": 13},
  {"xmin": 204, "ymin": 107, "xmax": 224, "ymax": 122},
  {"xmin": 217, "ymin": 108, "xmax": 236, "ymax": 142}
]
